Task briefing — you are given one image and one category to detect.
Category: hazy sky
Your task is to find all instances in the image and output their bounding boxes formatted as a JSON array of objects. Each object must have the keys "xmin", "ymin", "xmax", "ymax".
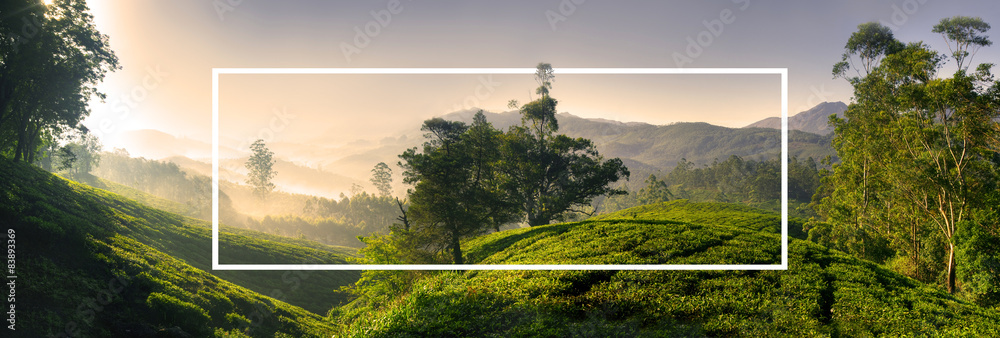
[{"xmin": 80, "ymin": 0, "xmax": 1000, "ymax": 157}]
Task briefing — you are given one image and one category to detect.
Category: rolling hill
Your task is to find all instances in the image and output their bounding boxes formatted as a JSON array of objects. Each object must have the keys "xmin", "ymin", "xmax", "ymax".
[
  {"xmin": 336, "ymin": 201, "xmax": 1000, "ymax": 337},
  {"xmin": 0, "ymin": 159, "xmax": 359, "ymax": 336}
]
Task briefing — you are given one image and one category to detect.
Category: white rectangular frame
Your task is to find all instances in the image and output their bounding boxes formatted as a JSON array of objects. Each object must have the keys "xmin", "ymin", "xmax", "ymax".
[{"xmin": 212, "ymin": 67, "xmax": 788, "ymax": 271}]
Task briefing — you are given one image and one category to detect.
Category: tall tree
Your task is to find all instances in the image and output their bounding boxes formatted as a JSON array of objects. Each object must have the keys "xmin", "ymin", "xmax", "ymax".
[
  {"xmin": 502, "ymin": 63, "xmax": 630, "ymax": 226},
  {"xmin": 245, "ymin": 139, "xmax": 277, "ymax": 199},
  {"xmin": 822, "ymin": 22, "xmax": 999, "ymax": 293},
  {"xmin": 0, "ymin": 0, "xmax": 119, "ymax": 161},
  {"xmin": 399, "ymin": 114, "xmax": 519, "ymax": 264},
  {"xmin": 370, "ymin": 162, "xmax": 393, "ymax": 197}
]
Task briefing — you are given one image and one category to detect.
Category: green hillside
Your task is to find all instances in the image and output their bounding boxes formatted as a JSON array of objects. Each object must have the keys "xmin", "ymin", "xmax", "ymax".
[
  {"xmin": 68, "ymin": 173, "xmax": 196, "ymax": 216},
  {"xmin": 0, "ymin": 159, "xmax": 358, "ymax": 336},
  {"xmin": 462, "ymin": 201, "xmax": 782, "ymax": 266},
  {"xmin": 338, "ymin": 201, "xmax": 1000, "ymax": 337},
  {"xmin": 62, "ymin": 172, "xmax": 361, "ymax": 315}
]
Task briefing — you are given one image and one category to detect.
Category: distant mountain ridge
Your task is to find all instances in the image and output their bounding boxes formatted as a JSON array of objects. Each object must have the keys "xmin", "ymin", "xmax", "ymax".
[
  {"xmin": 118, "ymin": 103, "xmax": 839, "ymax": 198},
  {"xmin": 743, "ymin": 101, "xmax": 847, "ymax": 135}
]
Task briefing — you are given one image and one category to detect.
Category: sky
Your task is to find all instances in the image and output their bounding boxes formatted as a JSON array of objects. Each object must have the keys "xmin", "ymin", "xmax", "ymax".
[{"xmin": 78, "ymin": 0, "xmax": 1000, "ymax": 158}]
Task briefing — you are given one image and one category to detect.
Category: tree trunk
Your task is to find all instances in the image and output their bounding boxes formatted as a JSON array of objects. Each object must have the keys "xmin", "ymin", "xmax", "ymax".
[
  {"xmin": 451, "ymin": 231, "xmax": 463, "ymax": 265},
  {"xmin": 13, "ymin": 108, "xmax": 33, "ymax": 162},
  {"xmin": 527, "ymin": 212, "xmax": 548, "ymax": 227},
  {"xmin": 946, "ymin": 242, "xmax": 956, "ymax": 293}
]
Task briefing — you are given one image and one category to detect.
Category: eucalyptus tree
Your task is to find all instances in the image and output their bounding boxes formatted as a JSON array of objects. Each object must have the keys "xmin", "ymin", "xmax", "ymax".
[{"xmin": 823, "ymin": 20, "xmax": 999, "ymax": 294}]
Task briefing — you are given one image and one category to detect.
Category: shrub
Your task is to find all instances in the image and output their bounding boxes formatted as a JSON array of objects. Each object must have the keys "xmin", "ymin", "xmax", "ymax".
[{"xmin": 146, "ymin": 292, "xmax": 212, "ymax": 335}]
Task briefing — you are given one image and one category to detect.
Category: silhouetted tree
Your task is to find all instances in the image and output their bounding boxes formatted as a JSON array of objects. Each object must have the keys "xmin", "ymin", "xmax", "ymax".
[
  {"xmin": 502, "ymin": 63, "xmax": 630, "ymax": 226},
  {"xmin": 245, "ymin": 139, "xmax": 276, "ymax": 199},
  {"xmin": 370, "ymin": 162, "xmax": 393, "ymax": 197}
]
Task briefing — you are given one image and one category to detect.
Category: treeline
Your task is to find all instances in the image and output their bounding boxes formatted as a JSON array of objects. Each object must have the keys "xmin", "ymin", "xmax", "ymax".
[
  {"xmin": 89, "ymin": 149, "xmax": 400, "ymax": 247},
  {"xmin": 93, "ymin": 149, "xmax": 213, "ymax": 218},
  {"xmin": 240, "ymin": 193, "xmax": 402, "ymax": 247},
  {"xmin": 603, "ymin": 155, "xmax": 823, "ymax": 214}
]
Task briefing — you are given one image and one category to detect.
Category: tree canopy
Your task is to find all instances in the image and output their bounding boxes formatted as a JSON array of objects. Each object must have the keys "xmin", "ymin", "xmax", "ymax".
[
  {"xmin": 0, "ymin": 0, "xmax": 119, "ymax": 162},
  {"xmin": 833, "ymin": 22, "xmax": 904, "ymax": 81},
  {"xmin": 398, "ymin": 112, "xmax": 518, "ymax": 264},
  {"xmin": 395, "ymin": 63, "xmax": 630, "ymax": 263},
  {"xmin": 932, "ymin": 16, "xmax": 992, "ymax": 71}
]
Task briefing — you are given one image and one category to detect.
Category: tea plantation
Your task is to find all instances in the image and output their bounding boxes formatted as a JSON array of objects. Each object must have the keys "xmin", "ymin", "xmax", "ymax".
[
  {"xmin": 5, "ymin": 158, "xmax": 999, "ymax": 337},
  {"xmin": 0, "ymin": 159, "xmax": 357, "ymax": 336},
  {"xmin": 338, "ymin": 201, "xmax": 1000, "ymax": 337}
]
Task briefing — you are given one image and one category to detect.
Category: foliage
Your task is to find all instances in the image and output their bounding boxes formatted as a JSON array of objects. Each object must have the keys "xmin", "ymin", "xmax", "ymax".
[
  {"xmin": 502, "ymin": 63, "xmax": 630, "ymax": 226},
  {"xmin": 51, "ymin": 131, "xmax": 102, "ymax": 175},
  {"xmin": 395, "ymin": 63, "xmax": 631, "ymax": 262},
  {"xmin": 245, "ymin": 139, "xmax": 277, "ymax": 199},
  {"xmin": 89, "ymin": 149, "xmax": 401, "ymax": 249},
  {"xmin": 955, "ymin": 216, "xmax": 1000, "ymax": 308},
  {"xmin": 91, "ymin": 148, "xmax": 217, "ymax": 219},
  {"xmin": 146, "ymin": 292, "xmax": 213, "ymax": 335},
  {"xmin": 603, "ymin": 155, "xmax": 823, "ymax": 217},
  {"xmin": 635, "ymin": 174, "xmax": 674, "ymax": 205},
  {"xmin": 399, "ymin": 112, "xmax": 519, "ymax": 263},
  {"xmin": 821, "ymin": 19, "xmax": 1000, "ymax": 293},
  {"xmin": 932, "ymin": 16, "xmax": 993, "ymax": 71},
  {"xmin": 0, "ymin": 0, "xmax": 119, "ymax": 162},
  {"xmin": 833, "ymin": 22, "xmax": 904, "ymax": 80}
]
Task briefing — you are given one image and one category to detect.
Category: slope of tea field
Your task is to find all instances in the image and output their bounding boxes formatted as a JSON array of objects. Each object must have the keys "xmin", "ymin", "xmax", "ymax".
[{"xmin": 339, "ymin": 201, "xmax": 1000, "ymax": 337}]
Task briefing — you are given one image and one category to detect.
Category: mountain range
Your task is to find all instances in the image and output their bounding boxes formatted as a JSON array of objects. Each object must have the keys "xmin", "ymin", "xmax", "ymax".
[
  {"xmin": 743, "ymin": 101, "xmax": 847, "ymax": 135},
  {"xmin": 114, "ymin": 102, "xmax": 845, "ymax": 199}
]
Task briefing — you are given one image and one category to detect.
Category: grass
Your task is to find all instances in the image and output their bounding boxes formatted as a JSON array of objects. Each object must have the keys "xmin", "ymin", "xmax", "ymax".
[
  {"xmin": 338, "ymin": 200, "xmax": 1000, "ymax": 337},
  {"xmin": 1, "ymin": 159, "xmax": 358, "ymax": 336}
]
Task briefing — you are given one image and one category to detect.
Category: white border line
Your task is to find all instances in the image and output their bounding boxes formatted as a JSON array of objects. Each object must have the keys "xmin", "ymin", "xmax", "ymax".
[{"xmin": 212, "ymin": 68, "xmax": 788, "ymax": 271}]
